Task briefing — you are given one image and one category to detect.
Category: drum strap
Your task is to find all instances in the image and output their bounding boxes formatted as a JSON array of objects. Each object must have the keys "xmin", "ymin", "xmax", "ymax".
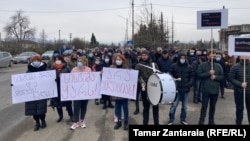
[{"xmin": 138, "ymin": 63, "xmax": 161, "ymax": 73}]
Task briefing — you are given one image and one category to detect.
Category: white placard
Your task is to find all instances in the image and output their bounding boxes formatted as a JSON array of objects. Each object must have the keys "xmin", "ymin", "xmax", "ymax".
[
  {"xmin": 100, "ymin": 67, "xmax": 138, "ymax": 100},
  {"xmin": 228, "ymin": 35, "xmax": 250, "ymax": 56},
  {"xmin": 11, "ymin": 70, "xmax": 57, "ymax": 104},
  {"xmin": 60, "ymin": 72, "xmax": 101, "ymax": 101},
  {"xmin": 197, "ymin": 9, "xmax": 228, "ymax": 29}
]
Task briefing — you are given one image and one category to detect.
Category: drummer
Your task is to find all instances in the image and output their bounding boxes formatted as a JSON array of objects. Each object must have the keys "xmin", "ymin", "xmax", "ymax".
[
  {"xmin": 167, "ymin": 52, "xmax": 195, "ymax": 125},
  {"xmin": 135, "ymin": 50, "xmax": 160, "ymax": 125}
]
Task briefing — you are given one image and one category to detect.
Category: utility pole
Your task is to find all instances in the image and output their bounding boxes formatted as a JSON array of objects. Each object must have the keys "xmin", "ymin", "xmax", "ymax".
[
  {"xmin": 59, "ymin": 30, "xmax": 61, "ymax": 43},
  {"xmin": 69, "ymin": 33, "xmax": 72, "ymax": 45},
  {"xmin": 132, "ymin": 0, "xmax": 134, "ymax": 47},
  {"xmin": 172, "ymin": 15, "xmax": 174, "ymax": 48}
]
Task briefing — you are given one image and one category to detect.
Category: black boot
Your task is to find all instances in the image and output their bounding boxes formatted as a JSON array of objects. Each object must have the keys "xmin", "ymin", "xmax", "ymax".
[
  {"xmin": 34, "ymin": 122, "xmax": 40, "ymax": 131},
  {"xmin": 108, "ymin": 101, "xmax": 114, "ymax": 108},
  {"xmin": 208, "ymin": 119, "xmax": 216, "ymax": 125},
  {"xmin": 124, "ymin": 120, "xmax": 129, "ymax": 130},
  {"xmin": 41, "ymin": 120, "xmax": 46, "ymax": 128},
  {"xmin": 56, "ymin": 107, "xmax": 63, "ymax": 122},
  {"xmin": 114, "ymin": 120, "xmax": 122, "ymax": 130},
  {"xmin": 102, "ymin": 102, "xmax": 107, "ymax": 109}
]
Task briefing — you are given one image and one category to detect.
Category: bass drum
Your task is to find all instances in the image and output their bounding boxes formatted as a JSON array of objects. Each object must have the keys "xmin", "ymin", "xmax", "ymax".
[{"xmin": 147, "ymin": 73, "xmax": 177, "ymax": 106}]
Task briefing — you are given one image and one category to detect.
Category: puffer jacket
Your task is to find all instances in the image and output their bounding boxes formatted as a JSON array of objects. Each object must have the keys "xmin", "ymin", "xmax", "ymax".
[
  {"xmin": 169, "ymin": 53, "xmax": 195, "ymax": 93},
  {"xmin": 228, "ymin": 61, "xmax": 250, "ymax": 94}
]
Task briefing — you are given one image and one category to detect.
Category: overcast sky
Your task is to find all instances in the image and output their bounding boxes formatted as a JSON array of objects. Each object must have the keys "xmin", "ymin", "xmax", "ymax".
[{"xmin": 0, "ymin": 0, "xmax": 249, "ymax": 45}]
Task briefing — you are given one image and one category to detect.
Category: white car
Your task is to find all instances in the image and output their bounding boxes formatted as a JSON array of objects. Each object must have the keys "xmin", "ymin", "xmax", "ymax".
[
  {"xmin": 13, "ymin": 51, "xmax": 39, "ymax": 64},
  {"xmin": 42, "ymin": 50, "xmax": 54, "ymax": 60},
  {"xmin": 0, "ymin": 51, "xmax": 13, "ymax": 67}
]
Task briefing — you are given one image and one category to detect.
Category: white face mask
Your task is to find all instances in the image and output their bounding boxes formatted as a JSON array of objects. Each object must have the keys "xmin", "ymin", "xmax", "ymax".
[
  {"xmin": 55, "ymin": 60, "xmax": 62, "ymax": 64},
  {"xmin": 104, "ymin": 58, "xmax": 110, "ymax": 63},
  {"xmin": 180, "ymin": 59, "xmax": 185, "ymax": 64},
  {"xmin": 116, "ymin": 60, "xmax": 122, "ymax": 66},
  {"xmin": 95, "ymin": 61, "xmax": 100, "ymax": 64}
]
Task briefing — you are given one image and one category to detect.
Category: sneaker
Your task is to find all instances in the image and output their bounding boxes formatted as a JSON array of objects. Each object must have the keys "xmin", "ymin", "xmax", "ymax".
[
  {"xmin": 167, "ymin": 121, "xmax": 173, "ymax": 125},
  {"xmin": 181, "ymin": 120, "xmax": 188, "ymax": 125},
  {"xmin": 80, "ymin": 121, "xmax": 86, "ymax": 128},
  {"xmin": 70, "ymin": 122, "xmax": 79, "ymax": 130}
]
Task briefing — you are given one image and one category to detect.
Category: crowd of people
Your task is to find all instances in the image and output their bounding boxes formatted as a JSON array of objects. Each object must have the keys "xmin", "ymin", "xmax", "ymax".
[{"xmin": 24, "ymin": 45, "xmax": 250, "ymax": 132}]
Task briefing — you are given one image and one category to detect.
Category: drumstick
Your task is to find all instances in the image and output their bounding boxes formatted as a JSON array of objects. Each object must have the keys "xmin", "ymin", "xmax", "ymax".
[{"xmin": 174, "ymin": 78, "xmax": 181, "ymax": 81}]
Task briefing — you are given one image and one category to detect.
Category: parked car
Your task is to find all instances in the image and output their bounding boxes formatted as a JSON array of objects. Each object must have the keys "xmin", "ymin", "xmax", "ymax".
[
  {"xmin": 0, "ymin": 51, "xmax": 13, "ymax": 67},
  {"xmin": 41, "ymin": 50, "xmax": 54, "ymax": 60},
  {"xmin": 63, "ymin": 49, "xmax": 73, "ymax": 56},
  {"xmin": 13, "ymin": 51, "xmax": 39, "ymax": 64}
]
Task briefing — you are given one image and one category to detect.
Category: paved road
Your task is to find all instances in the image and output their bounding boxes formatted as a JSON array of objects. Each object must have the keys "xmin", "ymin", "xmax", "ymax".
[{"xmin": 0, "ymin": 64, "xmax": 248, "ymax": 141}]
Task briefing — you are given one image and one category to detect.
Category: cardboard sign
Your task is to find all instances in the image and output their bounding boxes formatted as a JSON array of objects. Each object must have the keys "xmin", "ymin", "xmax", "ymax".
[
  {"xmin": 228, "ymin": 35, "xmax": 250, "ymax": 56},
  {"xmin": 60, "ymin": 72, "xmax": 101, "ymax": 101},
  {"xmin": 197, "ymin": 9, "xmax": 228, "ymax": 29},
  {"xmin": 11, "ymin": 70, "xmax": 57, "ymax": 104},
  {"xmin": 100, "ymin": 67, "xmax": 138, "ymax": 100}
]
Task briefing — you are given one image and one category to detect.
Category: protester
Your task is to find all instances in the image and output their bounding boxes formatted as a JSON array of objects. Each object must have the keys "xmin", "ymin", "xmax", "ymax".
[
  {"xmin": 135, "ymin": 50, "xmax": 160, "ymax": 125},
  {"xmin": 167, "ymin": 52, "xmax": 194, "ymax": 125},
  {"xmin": 196, "ymin": 51, "xmax": 224, "ymax": 125},
  {"xmin": 111, "ymin": 54, "xmax": 130, "ymax": 130},
  {"xmin": 70, "ymin": 57, "xmax": 92, "ymax": 130},
  {"xmin": 228, "ymin": 56, "xmax": 250, "ymax": 125},
  {"xmin": 50, "ymin": 55, "xmax": 73, "ymax": 123},
  {"xmin": 25, "ymin": 55, "xmax": 48, "ymax": 131}
]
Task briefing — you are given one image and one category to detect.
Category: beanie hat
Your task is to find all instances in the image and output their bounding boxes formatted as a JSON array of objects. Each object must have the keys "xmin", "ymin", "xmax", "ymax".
[{"xmin": 141, "ymin": 50, "xmax": 149, "ymax": 56}]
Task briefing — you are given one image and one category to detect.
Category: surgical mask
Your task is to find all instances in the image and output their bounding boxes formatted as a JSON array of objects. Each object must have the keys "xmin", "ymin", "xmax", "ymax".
[
  {"xmin": 77, "ymin": 62, "xmax": 83, "ymax": 68},
  {"xmin": 116, "ymin": 60, "xmax": 122, "ymax": 66},
  {"xmin": 55, "ymin": 60, "xmax": 62, "ymax": 64},
  {"xmin": 32, "ymin": 61, "xmax": 41, "ymax": 68},
  {"xmin": 95, "ymin": 61, "xmax": 100, "ymax": 64},
  {"xmin": 108, "ymin": 52, "xmax": 112, "ymax": 56},
  {"xmin": 180, "ymin": 59, "xmax": 185, "ymax": 64},
  {"xmin": 88, "ymin": 54, "xmax": 93, "ymax": 58},
  {"xmin": 216, "ymin": 57, "xmax": 221, "ymax": 61},
  {"xmin": 104, "ymin": 58, "xmax": 110, "ymax": 63},
  {"xmin": 203, "ymin": 52, "xmax": 207, "ymax": 55},
  {"xmin": 190, "ymin": 52, "xmax": 194, "ymax": 56}
]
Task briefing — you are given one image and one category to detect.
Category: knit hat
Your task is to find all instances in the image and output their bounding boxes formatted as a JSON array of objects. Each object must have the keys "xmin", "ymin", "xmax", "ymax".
[{"xmin": 141, "ymin": 50, "xmax": 149, "ymax": 56}]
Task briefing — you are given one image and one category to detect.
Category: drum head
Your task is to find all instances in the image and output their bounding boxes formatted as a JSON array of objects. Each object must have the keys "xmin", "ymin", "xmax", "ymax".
[{"xmin": 147, "ymin": 74, "xmax": 162, "ymax": 106}]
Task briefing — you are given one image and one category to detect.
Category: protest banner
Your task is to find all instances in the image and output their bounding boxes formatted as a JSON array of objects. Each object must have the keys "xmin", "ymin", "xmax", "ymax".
[
  {"xmin": 100, "ymin": 67, "xmax": 138, "ymax": 100},
  {"xmin": 60, "ymin": 72, "xmax": 101, "ymax": 101},
  {"xmin": 11, "ymin": 70, "xmax": 57, "ymax": 104}
]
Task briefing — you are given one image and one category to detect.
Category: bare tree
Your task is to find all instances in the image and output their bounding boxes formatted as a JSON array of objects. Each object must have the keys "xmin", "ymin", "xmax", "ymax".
[
  {"xmin": 39, "ymin": 28, "xmax": 47, "ymax": 46},
  {"xmin": 4, "ymin": 10, "xmax": 36, "ymax": 47}
]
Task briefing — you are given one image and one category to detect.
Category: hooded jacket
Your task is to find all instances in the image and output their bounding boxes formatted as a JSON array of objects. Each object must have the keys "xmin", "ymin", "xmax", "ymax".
[{"xmin": 169, "ymin": 52, "xmax": 195, "ymax": 93}]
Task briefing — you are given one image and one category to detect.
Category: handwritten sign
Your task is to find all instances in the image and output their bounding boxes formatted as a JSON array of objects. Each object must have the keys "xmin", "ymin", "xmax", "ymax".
[
  {"xmin": 228, "ymin": 35, "xmax": 250, "ymax": 56},
  {"xmin": 100, "ymin": 67, "xmax": 138, "ymax": 100},
  {"xmin": 197, "ymin": 9, "xmax": 228, "ymax": 29},
  {"xmin": 60, "ymin": 72, "xmax": 101, "ymax": 101},
  {"xmin": 11, "ymin": 70, "xmax": 57, "ymax": 104}
]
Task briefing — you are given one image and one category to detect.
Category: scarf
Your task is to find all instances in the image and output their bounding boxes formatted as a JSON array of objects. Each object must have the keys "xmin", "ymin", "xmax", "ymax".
[{"xmin": 52, "ymin": 62, "xmax": 65, "ymax": 71}]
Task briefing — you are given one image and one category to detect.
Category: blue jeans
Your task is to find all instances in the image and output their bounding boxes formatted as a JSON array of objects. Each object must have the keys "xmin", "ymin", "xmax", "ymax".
[
  {"xmin": 169, "ymin": 92, "xmax": 189, "ymax": 122},
  {"xmin": 115, "ymin": 99, "xmax": 129, "ymax": 121}
]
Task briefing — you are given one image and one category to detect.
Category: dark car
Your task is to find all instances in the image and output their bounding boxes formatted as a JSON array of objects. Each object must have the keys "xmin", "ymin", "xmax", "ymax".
[
  {"xmin": 13, "ymin": 51, "xmax": 39, "ymax": 64},
  {"xmin": 0, "ymin": 51, "xmax": 13, "ymax": 67}
]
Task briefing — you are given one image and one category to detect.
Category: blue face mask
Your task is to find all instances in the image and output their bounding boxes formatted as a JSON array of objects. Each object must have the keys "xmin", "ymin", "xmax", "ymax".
[
  {"xmin": 104, "ymin": 58, "xmax": 110, "ymax": 63},
  {"xmin": 88, "ymin": 54, "xmax": 93, "ymax": 58},
  {"xmin": 216, "ymin": 57, "xmax": 221, "ymax": 61},
  {"xmin": 32, "ymin": 61, "xmax": 41, "ymax": 68},
  {"xmin": 77, "ymin": 62, "xmax": 83, "ymax": 68}
]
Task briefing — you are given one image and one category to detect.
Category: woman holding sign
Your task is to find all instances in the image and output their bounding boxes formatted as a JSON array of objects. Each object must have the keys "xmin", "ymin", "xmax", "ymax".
[
  {"xmin": 25, "ymin": 55, "xmax": 48, "ymax": 131},
  {"xmin": 110, "ymin": 54, "xmax": 130, "ymax": 130},
  {"xmin": 228, "ymin": 56, "xmax": 250, "ymax": 125},
  {"xmin": 70, "ymin": 57, "xmax": 92, "ymax": 130}
]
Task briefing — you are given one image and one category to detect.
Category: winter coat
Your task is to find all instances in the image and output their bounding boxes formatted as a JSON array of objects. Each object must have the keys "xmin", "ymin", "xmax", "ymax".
[
  {"xmin": 228, "ymin": 61, "xmax": 250, "ymax": 94},
  {"xmin": 169, "ymin": 53, "xmax": 195, "ymax": 93},
  {"xmin": 25, "ymin": 62, "xmax": 48, "ymax": 116},
  {"xmin": 196, "ymin": 61, "xmax": 224, "ymax": 95}
]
